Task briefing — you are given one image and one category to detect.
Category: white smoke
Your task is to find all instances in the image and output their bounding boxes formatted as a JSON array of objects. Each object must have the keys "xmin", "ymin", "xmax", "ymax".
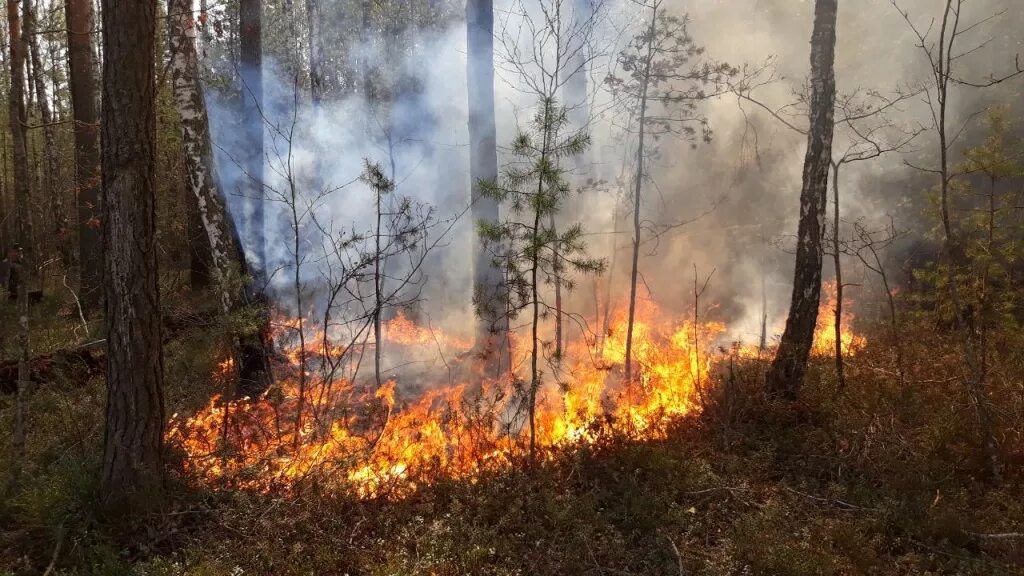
[{"xmin": 200, "ymin": 0, "xmax": 1024, "ymax": 349}]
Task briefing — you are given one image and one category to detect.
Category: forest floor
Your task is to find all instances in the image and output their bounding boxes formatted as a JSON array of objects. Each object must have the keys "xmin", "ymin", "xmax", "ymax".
[{"xmin": 1, "ymin": 292, "xmax": 1023, "ymax": 575}]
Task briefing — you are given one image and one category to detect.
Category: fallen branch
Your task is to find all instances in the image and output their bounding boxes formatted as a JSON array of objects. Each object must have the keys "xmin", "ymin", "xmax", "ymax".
[
  {"xmin": 41, "ymin": 521, "xmax": 65, "ymax": 576},
  {"xmin": 963, "ymin": 530, "xmax": 1024, "ymax": 540},
  {"xmin": 685, "ymin": 486, "xmax": 748, "ymax": 496}
]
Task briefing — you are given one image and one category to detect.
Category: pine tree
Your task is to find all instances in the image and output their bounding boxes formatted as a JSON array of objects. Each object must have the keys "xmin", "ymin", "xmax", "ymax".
[{"xmin": 479, "ymin": 96, "xmax": 604, "ymax": 458}]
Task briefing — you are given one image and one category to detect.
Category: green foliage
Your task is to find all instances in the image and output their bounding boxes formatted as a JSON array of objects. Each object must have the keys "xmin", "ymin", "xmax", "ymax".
[
  {"xmin": 605, "ymin": 9, "xmax": 736, "ymax": 144},
  {"xmin": 477, "ymin": 97, "xmax": 605, "ymax": 327},
  {"xmin": 911, "ymin": 107, "xmax": 1024, "ymax": 359}
]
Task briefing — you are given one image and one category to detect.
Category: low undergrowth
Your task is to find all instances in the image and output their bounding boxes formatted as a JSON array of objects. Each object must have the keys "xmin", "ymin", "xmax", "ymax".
[{"xmin": 1, "ymin": 305, "xmax": 1023, "ymax": 575}]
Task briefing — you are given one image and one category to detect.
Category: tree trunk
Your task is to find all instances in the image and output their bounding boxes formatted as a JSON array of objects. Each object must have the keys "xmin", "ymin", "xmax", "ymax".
[
  {"xmin": 240, "ymin": 0, "xmax": 264, "ymax": 272},
  {"xmin": 467, "ymin": 0, "xmax": 506, "ymax": 372},
  {"xmin": 65, "ymin": 0, "xmax": 102, "ymax": 314},
  {"xmin": 932, "ymin": 0, "xmax": 998, "ymax": 477},
  {"xmin": 306, "ymin": 0, "xmax": 323, "ymax": 105},
  {"xmin": 99, "ymin": 0, "xmax": 165, "ymax": 508},
  {"xmin": 168, "ymin": 0, "xmax": 271, "ymax": 395},
  {"xmin": 7, "ymin": 0, "xmax": 31, "ymax": 483},
  {"xmin": 25, "ymin": 0, "xmax": 63, "ymax": 255},
  {"xmin": 624, "ymin": 4, "xmax": 656, "ymax": 385},
  {"xmin": 765, "ymin": 0, "xmax": 838, "ymax": 399},
  {"xmin": 831, "ymin": 162, "xmax": 845, "ymax": 390},
  {"xmin": 562, "ymin": 0, "xmax": 591, "ymax": 174}
]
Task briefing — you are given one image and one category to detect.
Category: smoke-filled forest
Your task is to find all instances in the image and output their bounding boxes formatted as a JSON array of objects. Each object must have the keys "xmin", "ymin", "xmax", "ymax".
[{"xmin": 1, "ymin": 0, "xmax": 1023, "ymax": 573}]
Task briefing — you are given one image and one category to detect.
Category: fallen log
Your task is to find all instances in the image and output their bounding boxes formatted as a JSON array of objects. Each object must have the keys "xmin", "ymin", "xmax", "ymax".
[
  {"xmin": 0, "ymin": 341, "xmax": 105, "ymax": 393},
  {"xmin": 0, "ymin": 311, "xmax": 221, "ymax": 393}
]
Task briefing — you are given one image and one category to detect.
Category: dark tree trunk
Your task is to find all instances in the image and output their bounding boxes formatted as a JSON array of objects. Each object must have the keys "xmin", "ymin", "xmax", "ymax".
[
  {"xmin": 239, "ymin": 0, "xmax": 264, "ymax": 273},
  {"xmin": 467, "ymin": 0, "xmax": 507, "ymax": 371},
  {"xmin": 26, "ymin": 0, "xmax": 62, "ymax": 253},
  {"xmin": 7, "ymin": 0, "xmax": 30, "ymax": 257},
  {"xmin": 7, "ymin": 0, "xmax": 32, "ymax": 484},
  {"xmin": 65, "ymin": 0, "xmax": 102, "ymax": 313},
  {"xmin": 99, "ymin": 0, "xmax": 165, "ymax": 508},
  {"xmin": 765, "ymin": 0, "xmax": 838, "ymax": 399}
]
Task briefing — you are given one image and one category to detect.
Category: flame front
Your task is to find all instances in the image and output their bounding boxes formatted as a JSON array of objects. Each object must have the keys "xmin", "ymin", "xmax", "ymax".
[{"xmin": 168, "ymin": 288, "xmax": 862, "ymax": 498}]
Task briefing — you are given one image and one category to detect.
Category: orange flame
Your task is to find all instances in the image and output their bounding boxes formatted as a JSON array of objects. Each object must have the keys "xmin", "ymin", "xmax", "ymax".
[
  {"xmin": 168, "ymin": 286, "xmax": 862, "ymax": 498},
  {"xmin": 811, "ymin": 280, "xmax": 866, "ymax": 357}
]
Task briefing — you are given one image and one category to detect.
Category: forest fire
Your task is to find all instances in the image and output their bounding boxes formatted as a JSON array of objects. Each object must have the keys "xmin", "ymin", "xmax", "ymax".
[
  {"xmin": 167, "ymin": 286, "xmax": 864, "ymax": 498},
  {"xmin": 812, "ymin": 280, "xmax": 867, "ymax": 357}
]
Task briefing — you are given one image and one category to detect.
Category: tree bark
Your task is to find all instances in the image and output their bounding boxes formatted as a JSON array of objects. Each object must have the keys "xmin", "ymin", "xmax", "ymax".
[
  {"xmin": 99, "ymin": 0, "xmax": 165, "ymax": 508},
  {"xmin": 65, "ymin": 0, "xmax": 102, "ymax": 314},
  {"xmin": 188, "ymin": 180, "xmax": 212, "ymax": 291},
  {"xmin": 467, "ymin": 0, "xmax": 507, "ymax": 372},
  {"xmin": 240, "ymin": 0, "xmax": 264, "ymax": 272},
  {"xmin": 306, "ymin": 0, "xmax": 323, "ymax": 105},
  {"xmin": 765, "ymin": 0, "xmax": 838, "ymax": 399},
  {"xmin": 168, "ymin": 1, "xmax": 246, "ymax": 313}
]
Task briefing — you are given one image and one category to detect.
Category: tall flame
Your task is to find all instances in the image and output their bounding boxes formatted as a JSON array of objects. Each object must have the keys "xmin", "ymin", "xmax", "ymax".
[{"xmin": 811, "ymin": 280, "xmax": 866, "ymax": 357}]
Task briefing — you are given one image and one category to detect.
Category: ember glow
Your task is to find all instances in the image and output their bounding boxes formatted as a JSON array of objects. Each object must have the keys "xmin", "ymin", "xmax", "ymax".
[{"xmin": 168, "ymin": 287, "xmax": 863, "ymax": 497}]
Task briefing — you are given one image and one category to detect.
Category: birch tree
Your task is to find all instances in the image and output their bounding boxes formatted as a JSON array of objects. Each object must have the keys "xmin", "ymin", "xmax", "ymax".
[
  {"xmin": 168, "ymin": 0, "xmax": 271, "ymax": 393},
  {"xmin": 764, "ymin": 0, "xmax": 838, "ymax": 399}
]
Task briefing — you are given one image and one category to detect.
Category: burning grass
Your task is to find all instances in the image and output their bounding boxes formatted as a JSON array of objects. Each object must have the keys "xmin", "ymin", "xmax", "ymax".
[{"xmin": 167, "ymin": 283, "xmax": 865, "ymax": 498}]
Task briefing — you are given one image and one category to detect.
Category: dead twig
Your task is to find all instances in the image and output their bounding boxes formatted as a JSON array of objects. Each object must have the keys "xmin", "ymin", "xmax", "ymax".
[{"xmin": 783, "ymin": 485, "xmax": 879, "ymax": 512}]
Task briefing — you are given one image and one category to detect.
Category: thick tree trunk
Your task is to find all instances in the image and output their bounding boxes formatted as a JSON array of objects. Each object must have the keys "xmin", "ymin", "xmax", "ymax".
[
  {"xmin": 25, "ymin": 0, "xmax": 63, "ymax": 252},
  {"xmin": 239, "ymin": 0, "xmax": 264, "ymax": 273},
  {"xmin": 99, "ymin": 0, "xmax": 165, "ymax": 508},
  {"xmin": 467, "ymin": 0, "xmax": 507, "ymax": 372},
  {"xmin": 168, "ymin": 0, "xmax": 271, "ymax": 395},
  {"xmin": 65, "ymin": 0, "xmax": 102, "ymax": 314},
  {"xmin": 765, "ymin": 0, "xmax": 838, "ymax": 399}
]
